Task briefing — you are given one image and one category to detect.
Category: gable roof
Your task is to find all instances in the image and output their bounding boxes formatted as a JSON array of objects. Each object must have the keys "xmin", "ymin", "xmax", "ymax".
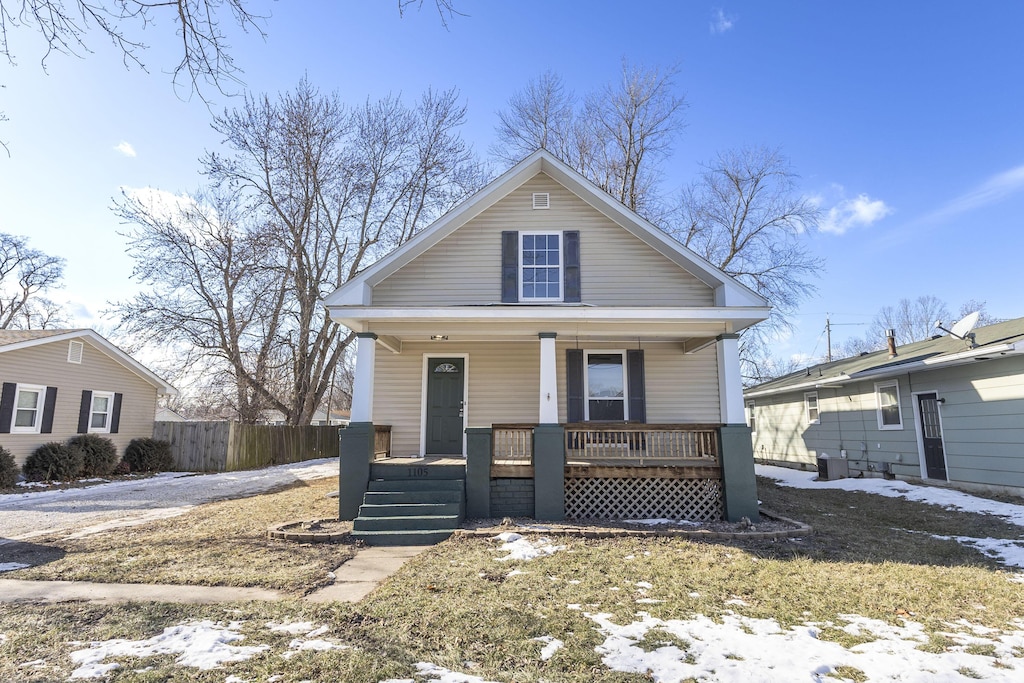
[
  {"xmin": 0, "ymin": 328, "xmax": 178, "ymax": 396},
  {"xmin": 745, "ymin": 316, "xmax": 1024, "ymax": 398},
  {"xmin": 324, "ymin": 149, "xmax": 769, "ymax": 309}
]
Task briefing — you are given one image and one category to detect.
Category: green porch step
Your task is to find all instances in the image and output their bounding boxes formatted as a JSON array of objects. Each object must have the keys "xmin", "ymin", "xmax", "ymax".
[
  {"xmin": 370, "ymin": 462, "xmax": 467, "ymax": 480},
  {"xmin": 353, "ymin": 475, "xmax": 466, "ymax": 546}
]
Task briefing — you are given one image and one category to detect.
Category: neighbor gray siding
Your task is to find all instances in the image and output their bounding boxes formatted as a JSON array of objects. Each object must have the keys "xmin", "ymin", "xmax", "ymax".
[
  {"xmin": 0, "ymin": 339, "xmax": 159, "ymax": 465},
  {"xmin": 371, "ymin": 173, "xmax": 715, "ymax": 308}
]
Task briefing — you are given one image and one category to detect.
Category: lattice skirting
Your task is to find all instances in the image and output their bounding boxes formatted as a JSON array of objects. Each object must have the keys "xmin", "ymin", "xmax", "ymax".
[{"xmin": 564, "ymin": 477, "xmax": 723, "ymax": 521}]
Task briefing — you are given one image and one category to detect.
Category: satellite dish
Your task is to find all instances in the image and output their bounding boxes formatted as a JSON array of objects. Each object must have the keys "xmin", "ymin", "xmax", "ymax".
[{"xmin": 950, "ymin": 311, "xmax": 980, "ymax": 339}]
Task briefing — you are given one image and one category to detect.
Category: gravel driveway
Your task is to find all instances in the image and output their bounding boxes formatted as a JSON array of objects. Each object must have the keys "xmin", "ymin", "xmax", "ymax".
[{"xmin": 0, "ymin": 459, "xmax": 338, "ymax": 543}]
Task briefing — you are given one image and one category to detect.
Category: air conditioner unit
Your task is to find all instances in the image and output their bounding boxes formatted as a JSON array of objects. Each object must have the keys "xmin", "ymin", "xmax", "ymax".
[{"xmin": 817, "ymin": 454, "xmax": 849, "ymax": 481}]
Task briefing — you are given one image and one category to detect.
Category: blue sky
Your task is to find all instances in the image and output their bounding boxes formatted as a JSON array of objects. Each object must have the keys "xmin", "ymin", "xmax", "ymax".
[{"xmin": 1, "ymin": 1, "xmax": 1022, "ymax": 362}]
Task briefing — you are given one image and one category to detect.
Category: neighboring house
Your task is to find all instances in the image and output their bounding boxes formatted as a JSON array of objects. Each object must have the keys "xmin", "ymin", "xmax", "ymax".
[
  {"xmin": 260, "ymin": 409, "xmax": 349, "ymax": 426},
  {"xmin": 324, "ymin": 149, "xmax": 770, "ymax": 537},
  {"xmin": 744, "ymin": 317, "xmax": 1024, "ymax": 496},
  {"xmin": 156, "ymin": 406, "xmax": 187, "ymax": 422},
  {"xmin": 0, "ymin": 329, "xmax": 177, "ymax": 466}
]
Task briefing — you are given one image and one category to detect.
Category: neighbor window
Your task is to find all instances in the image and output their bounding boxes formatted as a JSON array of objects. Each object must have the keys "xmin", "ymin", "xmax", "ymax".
[
  {"xmin": 875, "ymin": 381, "xmax": 903, "ymax": 430},
  {"xmin": 520, "ymin": 231, "xmax": 562, "ymax": 301},
  {"xmin": 804, "ymin": 392, "xmax": 820, "ymax": 425},
  {"xmin": 746, "ymin": 400, "xmax": 756, "ymax": 434},
  {"xmin": 89, "ymin": 391, "xmax": 115, "ymax": 433},
  {"xmin": 12, "ymin": 384, "xmax": 45, "ymax": 434},
  {"xmin": 584, "ymin": 351, "xmax": 626, "ymax": 421}
]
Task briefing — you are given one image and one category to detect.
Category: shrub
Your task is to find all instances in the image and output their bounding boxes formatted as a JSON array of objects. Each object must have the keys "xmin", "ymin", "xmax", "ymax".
[
  {"xmin": 67, "ymin": 434, "xmax": 120, "ymax": 477},
  {"xmin": 0, "ymin": 446, "xmax": 17, "ymax": 488},
  {"xmin": 112, "ymin": 459, "xmax": 131, "ymax": 476},
  {"xmin": 124, "ymin": 438, "xmax": 174, "ymax": 473},
  {"xmin": 23, "ymin": 442, "xmax": 84, "ymax": 482}
]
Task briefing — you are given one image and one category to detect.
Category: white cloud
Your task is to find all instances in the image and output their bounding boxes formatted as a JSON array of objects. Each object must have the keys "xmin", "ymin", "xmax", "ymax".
[
  {"xmin": 710, "ymin": 8, "xmax": 735, "ymax": 34},
  {"xmin": 114, "ymin": 141, "xmax": 136, "ymax": 157},
  {"xmin": 820, "ymin": 193, "xmax": 892, "ymax": 235},
  {"xmin": 927, "ymin": 163, "xmax": 1024, "ymax": 222}
]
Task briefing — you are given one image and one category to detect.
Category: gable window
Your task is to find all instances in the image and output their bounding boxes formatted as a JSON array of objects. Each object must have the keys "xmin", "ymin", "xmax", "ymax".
[
  {"xmin": 12, "ymin": 384, "xmax": 45, "ymax": 433},
  {"xmin": 89, "ymin": 391, "xmax": 115, "ymax": 433},
  {"xmin": 804, "ymin": 391, "xmax": 820, "ymax": 425},
  {"xmin": 875, "ymin": 381, "xmax": 903, "ymax": 430},
  {"xmin": 585, "ymin": 351, "xmax": 627, "ymax": 421},
  {"xmin": 520, "ymin": 232, "xmax": 562, "ymax": 301}
]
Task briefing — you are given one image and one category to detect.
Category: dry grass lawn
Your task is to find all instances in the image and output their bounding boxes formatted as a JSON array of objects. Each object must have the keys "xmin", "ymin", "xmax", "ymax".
[{"xmin": 6, "ymin": 477, "xmax": 354, "ymax": 595}]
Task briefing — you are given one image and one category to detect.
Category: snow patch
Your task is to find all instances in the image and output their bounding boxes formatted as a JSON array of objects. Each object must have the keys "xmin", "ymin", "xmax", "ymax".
[
  {"xmin": 0, "ymin": 562, "xmax": 29, "ymax": 572},
  {"xmin": 533, "ymin": 635, "xmax": 564, "ymax": 661},
  {"xmin": 492, "ymin": 533, "xmax": 565, "ymax": 562}
]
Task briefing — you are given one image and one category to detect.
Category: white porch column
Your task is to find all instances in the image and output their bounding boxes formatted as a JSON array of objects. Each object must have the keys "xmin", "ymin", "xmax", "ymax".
[
  {"xmin": 350, "ymin": 332, "xmax": 378, "ymax": 422},
  {"xmin": 716, "ymin": 333, "xmax": 745, "ymax": 424},
  {"xmin": 538, "ymin": 332, "xmax": 559, "ymax": 424}
]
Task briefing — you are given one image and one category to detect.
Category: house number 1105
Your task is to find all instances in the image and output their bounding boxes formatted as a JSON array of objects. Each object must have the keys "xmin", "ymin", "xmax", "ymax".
[{"xmin": 407, "ymin": 467, "xmax": 430, "ymax": 478}]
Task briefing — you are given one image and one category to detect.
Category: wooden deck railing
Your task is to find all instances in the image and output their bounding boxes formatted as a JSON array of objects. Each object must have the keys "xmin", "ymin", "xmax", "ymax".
[
  {"xmin": 492, "ymin": 424, "xmax": 534, "ymax": 465},
  {"xmin": 565, "ymin": 423, "xmax": 720, "ymax": 466},
  {"xmin": 373, "ymin": 424, "xmax": 392, "ymax": 459}
]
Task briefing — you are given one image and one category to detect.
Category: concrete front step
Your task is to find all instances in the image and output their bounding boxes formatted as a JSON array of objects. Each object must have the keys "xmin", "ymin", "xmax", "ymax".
[
  {"xmin": 363, "ymin": 490, "xmax": 463, "ymax": 505},
  {"xmin": 357, "ymin": 502, "xmax": 461, "ymax": 518},
  {"xmin": 353, "ymin": 514, "xmax": 461, "ymax": 532},
  {"xmin": 350, "ymin": 528, "xmax": 457, "ymax": 546},
  {"xmin": 367, "ymin": 478, "xmax": 465, "ymax": 492}
]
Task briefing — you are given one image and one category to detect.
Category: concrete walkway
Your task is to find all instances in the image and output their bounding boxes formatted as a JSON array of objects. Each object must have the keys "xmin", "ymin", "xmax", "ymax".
[{"xmin": 0, "ymin": 545, "xmax": 432, "ymax": 605}]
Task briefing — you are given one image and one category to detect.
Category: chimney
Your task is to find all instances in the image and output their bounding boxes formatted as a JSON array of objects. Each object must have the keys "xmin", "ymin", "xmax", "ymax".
[{"xmin": 886, "ymin": 328, "xmax": 897, "ymax": 358}]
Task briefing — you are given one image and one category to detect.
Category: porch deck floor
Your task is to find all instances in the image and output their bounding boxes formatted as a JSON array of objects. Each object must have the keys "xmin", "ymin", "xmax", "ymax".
[{"xmin": 372, "ymin": 456, "xmax": 718, "ymax": 468}]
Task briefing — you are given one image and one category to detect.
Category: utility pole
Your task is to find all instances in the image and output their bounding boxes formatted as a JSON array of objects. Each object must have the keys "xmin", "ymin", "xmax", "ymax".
[{"xmin": 826, "ymin": 316, "xmax": 832, "ymax": 363}]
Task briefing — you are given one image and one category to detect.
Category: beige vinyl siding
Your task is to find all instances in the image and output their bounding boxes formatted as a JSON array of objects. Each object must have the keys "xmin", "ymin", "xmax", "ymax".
[
  {"xmin": 372, "ymin": 173, "xmax": 714, "ymax": 307},
  {"xmin": 0, "ymin": 339, "xmax": 159, "ymax": 465},
  {"xmin": 374, "ymin": 340, "xmax": 721, "ymax": 455}
]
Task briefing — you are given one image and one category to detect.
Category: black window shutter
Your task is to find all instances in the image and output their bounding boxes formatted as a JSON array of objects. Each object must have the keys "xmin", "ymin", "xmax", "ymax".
[
  {"xmin": 41, "ymin": 387, "xmax": 58, "ymax": 434},
  {"xmin": 0, "ymin": 383, "xmax": 15, "ymax": 433},
  {"xmin": 627, "ymin": 349, "xmax": 646, "ymax": 424},
  {"xmin": 501, "ymin": 230, "xmax": 519, "ymax": 303},
  {"xmin": 566, "ymin": 349, "xmax": 584, "ymax": 423},
  {"xmin": 563, "ymin": 230, "xmax": 581, "ymax": 302},
  {"xmin": 78, "ymin": 390, "xmax": 93, "ymax": 434},
  {"xmin": 110, "ymin": 393, "xmax": 123, "ymax": 434}
]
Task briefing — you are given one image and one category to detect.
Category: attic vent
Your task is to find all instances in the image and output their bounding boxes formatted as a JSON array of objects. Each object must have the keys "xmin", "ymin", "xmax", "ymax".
[
  {"xmin": 532, "ymin": 192, "xmax": 550, "ymax": 209},
  {"xmin": 68, "ymin": 340, "xmax": 84, "ymax": 364}
]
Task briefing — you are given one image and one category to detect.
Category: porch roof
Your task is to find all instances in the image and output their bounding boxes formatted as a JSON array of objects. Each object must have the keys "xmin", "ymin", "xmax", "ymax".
[{"xmin": 332, "ymin": 305, "xmax": 767, "ymax": 348}]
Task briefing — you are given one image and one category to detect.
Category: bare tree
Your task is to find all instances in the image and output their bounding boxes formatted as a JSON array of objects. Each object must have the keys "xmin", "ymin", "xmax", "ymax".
[
  {"xmin": 665, "ymin": 146, "xmax": 822, "ymax": 377},
  {"xmin": 493, "ymin": 61, "xmax": 686, "ymax": 213},
  {"xmin": 0, "ymin": 232, "xmax": 66, "ymax": 328},
  {"xmin": 115, "ymin": 79, "xmax": 481, "ymax": 424}
]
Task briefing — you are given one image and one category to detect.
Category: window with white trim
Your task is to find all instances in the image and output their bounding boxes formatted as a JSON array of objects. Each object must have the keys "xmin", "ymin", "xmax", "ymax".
[
  {"xmin": 89, "ymin": 391, "xmax": 115, "ymax": 433},
  {"xmin": 875, "ymin": 381, "xmax": 903, "ymax": 430},
  {"xmin": 520, "ymin": 231, "xmax": 562, "ymax": 301},
  {"xmin": 804, "ymin": 391, "xmax": 820, "ymax": 425},
  {"xmin": 746, "ymin": 400, "xmax": 756, "ymax": 434},
  {"xmin": 12, "ymin": 384, "xmax": 45, "ymax": 434},
  {"xmin": 584, "ymin": 351, "xmax": 627, "ymax": 421}
]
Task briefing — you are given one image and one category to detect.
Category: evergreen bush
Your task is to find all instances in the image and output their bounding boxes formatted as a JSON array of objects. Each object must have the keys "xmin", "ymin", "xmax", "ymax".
[
  {"xmin": 67, "ymin": 434, "xmax": 120, "ymax": 477},
  {"xmin": 124, "ymin": 438, "xmax": 174, "ymax": 472},
  {"xmin": 0, "ymin": 446, "xmax": 17, "ymax": 488},
  {"xmin": 23, "ymin": 442, "xmax": 84, "ymax": 482}
]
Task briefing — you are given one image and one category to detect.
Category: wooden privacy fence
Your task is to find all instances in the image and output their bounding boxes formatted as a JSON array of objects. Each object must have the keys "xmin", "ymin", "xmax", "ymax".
[{"xmin": 154, "ymin": 421, "xmax": 341, "ymax": 472}]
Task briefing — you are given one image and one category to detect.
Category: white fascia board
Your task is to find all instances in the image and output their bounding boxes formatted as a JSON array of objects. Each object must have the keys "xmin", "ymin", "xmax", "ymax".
[
  {"xmin": 845, "ymin": 343, "xmax": 1020, "ymax": 382},
  {"xmin": 744, "ymin": 375, "xmax": 851, "ymax": 399},
  {"xmin": 0, "ymin": 329, "xmax": 178, "ymax": 395}
]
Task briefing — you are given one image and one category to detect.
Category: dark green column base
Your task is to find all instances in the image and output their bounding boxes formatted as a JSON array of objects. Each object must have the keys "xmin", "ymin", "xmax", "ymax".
[
  {"xmin": 534, "ymin": 424, "xmax": 565, "ymax": 521},
  {"xmin": 719, "ymin": 424, "xmax": 759, "ymax": 522},
  {"xmin": 339, "ymin": 422, "xmax": 374, "ymax": 521},
  {"xmin": 465, "ymin": 427, "xmax": 492, "ymax": 519}
]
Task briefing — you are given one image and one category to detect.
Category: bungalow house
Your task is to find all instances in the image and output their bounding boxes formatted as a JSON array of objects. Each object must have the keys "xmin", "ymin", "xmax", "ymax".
[
  {"xmin": 324, "ymin": 150, "xmax": 770, "ymax": 543},
  {"xmin": 0, "ymin": 329, "xmax": 177, "ymax": 465},
  {"xmin": 744, "ymin": 317, "xmax": 1024, "ymax": 497}
]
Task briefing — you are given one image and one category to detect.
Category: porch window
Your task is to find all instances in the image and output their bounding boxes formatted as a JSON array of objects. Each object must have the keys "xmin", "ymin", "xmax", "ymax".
[
  {"xmin": 585, "ymin": 351, "xmax": 626, "ymax": 421},
  {"xmin": 804, "ymin": 391, "xmax": 819, "ymax": 425},
  {"xmin": 12, "ymin": 384, "xmax": 45, "ymax": 433},
  {"xmin": 875, "ymin": 381, "xmax": 902, "ymax": 430},
  {"xmin": 520, "ymin": 232, "xmax": 562, "ymax": 301},
  {"xmin": 89, "ymin": 391, "xmax": 115, "ymax": 433}
]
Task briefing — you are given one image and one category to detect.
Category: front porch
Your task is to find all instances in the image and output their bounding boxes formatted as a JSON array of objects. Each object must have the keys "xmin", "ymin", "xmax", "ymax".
[{"xmin": 345, "ymin": 422, "xmax": 755, "ymax": 531}]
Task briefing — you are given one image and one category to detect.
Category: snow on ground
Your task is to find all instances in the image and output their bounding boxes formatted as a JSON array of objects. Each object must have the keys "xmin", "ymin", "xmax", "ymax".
[
  {"xmin": 0, "ymin": 458, "xmax": 338, "ymax": 542},
  {"xmin": 68, "ymin": 621, "xmax": 269, "ymax": 679},
  {"xmin": 757, "ymin": 464, "xmax": 1024, "ymax": 526},
  {"xmin": 491, "ymin": 532, "xmax": 565, "ymax": 562},
  {"xmin": 587, "ymin": 610, "xmax": 1024, "ymax": 682},
  {"xmin": 931, "ymin": 534, "xmax": 1024, "ymax": 570},
  {"xmin": 0, "ymin": 562, "xmax": 29, "ymax": 572},
  {"xmin": 532, "ymin": 635, "xmax": 564, "ymax": 661}
]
